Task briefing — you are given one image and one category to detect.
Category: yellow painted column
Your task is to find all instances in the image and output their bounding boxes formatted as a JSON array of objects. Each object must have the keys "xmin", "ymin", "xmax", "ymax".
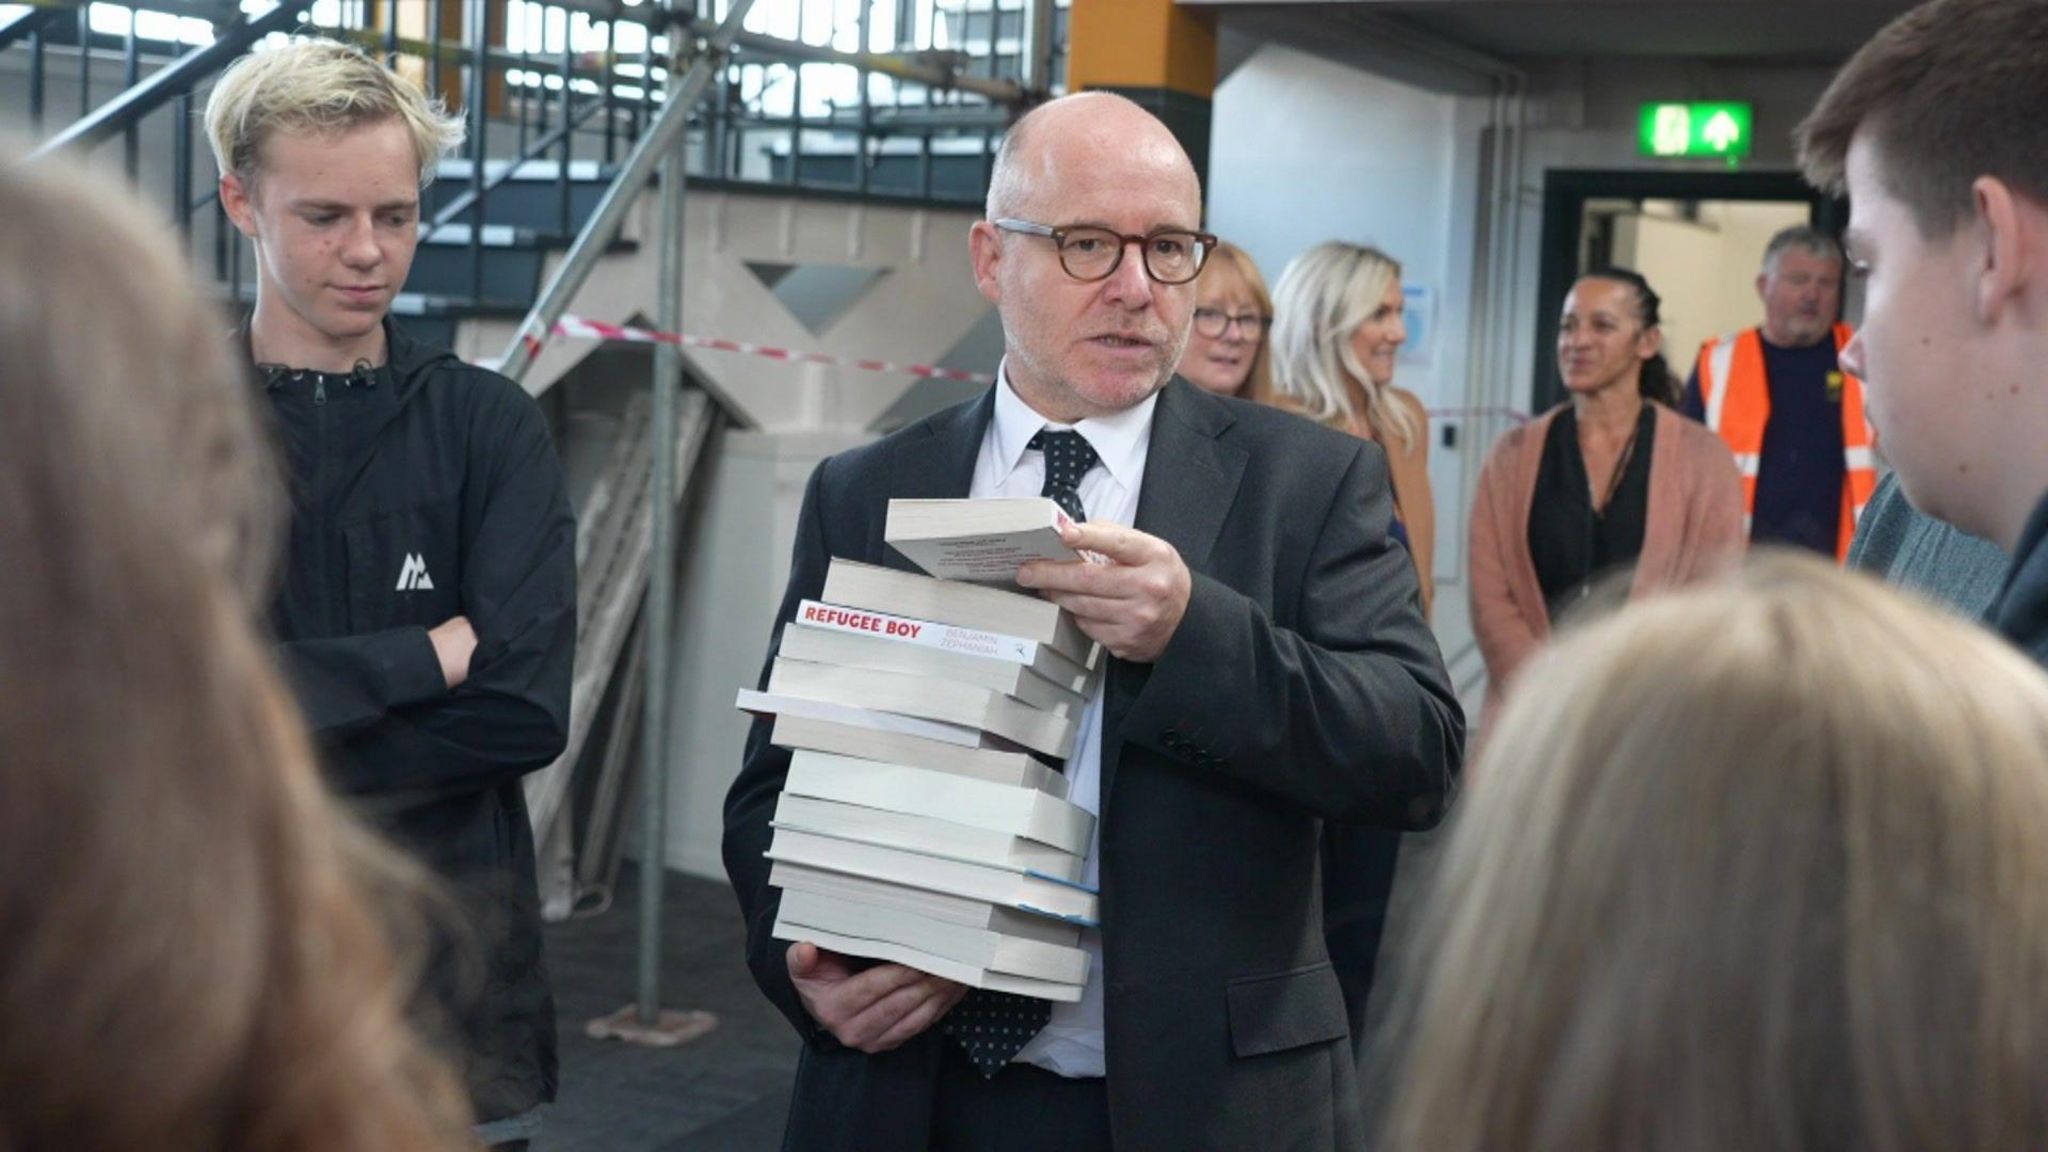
[
  {"xmin": 382, "ymin": 0, "xmax": 509, "ymax": 113},
  {"xmin": 1066, "ymin": 0, "xmax": 1218, "ymax": 189}
]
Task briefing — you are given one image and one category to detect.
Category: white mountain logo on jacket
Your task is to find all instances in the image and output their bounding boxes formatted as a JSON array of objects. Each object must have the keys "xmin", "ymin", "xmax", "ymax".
[{"xmin": 396, "ymin": 553, "xmax": 435, "ymax": 592}]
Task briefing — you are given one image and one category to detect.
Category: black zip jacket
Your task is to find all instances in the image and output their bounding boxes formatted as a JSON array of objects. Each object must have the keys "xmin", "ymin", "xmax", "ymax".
[{"xmin": 250, "ymin": 318, "xmax": 576, "ymax": 1122}]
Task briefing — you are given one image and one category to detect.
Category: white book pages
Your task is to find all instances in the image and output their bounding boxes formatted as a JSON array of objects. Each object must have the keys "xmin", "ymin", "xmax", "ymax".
[
  {"xmin": 884, "ymin": 497, "xmax": 1090, "ymax": 584},
  {"xmin": 769, "ymin": 861, "xmax": 1082, "ymax": 946},
  {"xmin": 771, "ymin": 793, "xmax": 1085, "ymax": 882},
  {"xmin": 735, "ymin": 688, "xmax": 993, "ymax": 750},
  {"xmin": 823, "ymin": 559, "xmax": 1098, "ymax": 669},
  {"xmin": 773, "ymin": 910, "xmax": 1085, "ymax": 1002},
  {"xmin": 765, "ymin": 825, "xmax": 1099, "ymax": 925},
  {"xmin": 777, "ymin": 888, "xmax": 1090, "ymax": 984},
  {"xmin": 769, "ymin": 714, "xmax": 1067, "ymax": 798},
  {"xmin": 768, "ymin": 658, "xmax": 1078, "ymax": 760},
  {"xmin": 791, "ymin": 598, "xmax": 1094, "ymax": 694},
  {"xmin": 786, "ymin": 750, "xmax": 1092, "ymax": 855},
  {"xmin": 780, "ymin": 624, "xmax": 1084, "ymax": 716}
]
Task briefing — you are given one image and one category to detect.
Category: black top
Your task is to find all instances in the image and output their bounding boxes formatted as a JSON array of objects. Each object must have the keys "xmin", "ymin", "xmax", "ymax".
[
  {"xmin": 243, "ymin": 316, "xmax": 575, "ymax": 1121},
  {"xmin": 1529, "ymin": 403, "xmax": 1657, "ymax": 620},
  {"xmin": 1993, "ymin": 487, "xmax": 2048, "ymax": 666},
  {"xmin": 1681, "ymin": 334, "xmax": 1846, "ymax": 555}
]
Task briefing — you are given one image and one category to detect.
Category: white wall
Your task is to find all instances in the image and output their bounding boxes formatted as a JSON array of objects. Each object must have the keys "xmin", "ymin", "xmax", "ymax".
[
  {"xmin": 1616, "ymin": 213, "xmax": 1720, "ymax": 376},
  {"xmin": 1208, "ymin": 42, "xmax": 1489, "ymax": 616},
  {"xmin": 657, "ymin": 426, "xmax": 869, "ymax": 879}
]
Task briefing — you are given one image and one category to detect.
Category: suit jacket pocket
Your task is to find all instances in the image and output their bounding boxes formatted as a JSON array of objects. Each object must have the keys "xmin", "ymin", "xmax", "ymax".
[{"xmin": 1226, "ymin": 961, "xmax": 1349, "ymax": 1058}]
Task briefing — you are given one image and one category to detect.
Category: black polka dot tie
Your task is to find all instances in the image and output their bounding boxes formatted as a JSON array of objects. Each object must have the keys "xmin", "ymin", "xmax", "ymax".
[
  {"xmin": 1027, "ymin": 429, "xmax": 1098, "ymax": 524},
  {"xmin": 944, "ymin": 987, "xmax": 1053, "ymax": 1078}
]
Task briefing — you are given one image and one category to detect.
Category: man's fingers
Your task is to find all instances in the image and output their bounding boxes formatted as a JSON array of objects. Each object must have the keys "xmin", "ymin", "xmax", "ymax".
[
  {"xmin": 832, "ymin": 961, "xmax": 933, "ymax": 1008},
  {"xmin": 869, "ymin": 982, "xmax": 965, "ymax": 1051},
  {"xmin": 1019, "ymin": 556, "xmax": 1138, "ymax": 597},
  {"xmin": 842, "ymin": 977, "xmax": 952, "ymax": 1051},
  {"xmin": 1041, "ymin": 591, "xmax": 1129, "ymax": 624},
  {"xmin": 787, "ymin": 941, "xmax": 861, "ymax": 982},
  {"xmin": 792, "ymin": 952, "xmax": 934, "ymax": 1035},
  {"xmin": 1060, "ymin": 520, "xmax": 1161, "ymax": 565}
]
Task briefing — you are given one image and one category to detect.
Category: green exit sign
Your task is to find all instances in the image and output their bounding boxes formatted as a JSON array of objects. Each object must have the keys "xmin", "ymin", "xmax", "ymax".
[{"xmin": 1638, "ymin": 102, "xmax": 1754, "ymax": 159}]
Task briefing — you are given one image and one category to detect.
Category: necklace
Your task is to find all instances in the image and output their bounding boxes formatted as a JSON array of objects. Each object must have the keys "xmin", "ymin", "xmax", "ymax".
[{"xmin": 1585, "ymin": 409, "xmax": 1644, "ymax": 515}]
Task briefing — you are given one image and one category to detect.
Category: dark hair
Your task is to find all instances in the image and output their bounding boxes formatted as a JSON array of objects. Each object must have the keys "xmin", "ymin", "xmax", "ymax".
[
  {"xmin": 1573, "ymin": 267, "xmax": 1679, "ymax": 406},
  {"xmin": 1797, "ymin": 0, "xmax": 2048, "ymax": 239}
]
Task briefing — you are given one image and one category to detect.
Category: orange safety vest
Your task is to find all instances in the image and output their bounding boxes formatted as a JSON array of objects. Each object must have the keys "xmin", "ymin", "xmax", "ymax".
[{"xmin": 1695, "ymin": 323, "xmax": 1874, "ymax": 563}]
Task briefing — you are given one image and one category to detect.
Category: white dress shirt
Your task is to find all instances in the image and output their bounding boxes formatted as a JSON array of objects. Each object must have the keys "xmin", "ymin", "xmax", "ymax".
[{"xmin": 972, "ymin": 363, "xmax": 1157, "ymax": 1080}]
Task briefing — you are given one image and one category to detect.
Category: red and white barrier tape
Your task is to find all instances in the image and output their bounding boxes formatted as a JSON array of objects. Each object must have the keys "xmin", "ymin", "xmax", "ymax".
[
  {"xmin": 535, "ymin": 314, "xmax": 1529, "ymax": 423},
  {"xmin": 543, "ymin": 315, "xmax": 997, "ymax": 385}
]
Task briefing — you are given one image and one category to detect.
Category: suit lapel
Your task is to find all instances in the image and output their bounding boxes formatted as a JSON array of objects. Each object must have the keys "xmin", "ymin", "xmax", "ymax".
[
  {"xmin": 1131, "ymin": 381, "xmax": 1243, "ymax": 571},
  {"xmin": 879, "ymin": 388, "xmax": 994, "ymax": 572},
  {"xmin": 1100, "ymin": 381, "xmax": 1246, "ymax": 803}
]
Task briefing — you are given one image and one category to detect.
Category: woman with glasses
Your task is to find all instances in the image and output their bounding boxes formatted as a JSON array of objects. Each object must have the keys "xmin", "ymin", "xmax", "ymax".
[
  {"xmin": 1468, "ymin": 268, "xmax": 1742, "ymax": 718},
  {"xmin": 1270, "ymin": 242, "xmax": 1435, "ymax": 619},
  {"xmin": 1177, "ymin": 242, "xmax": 1274, "ymax": 400}
]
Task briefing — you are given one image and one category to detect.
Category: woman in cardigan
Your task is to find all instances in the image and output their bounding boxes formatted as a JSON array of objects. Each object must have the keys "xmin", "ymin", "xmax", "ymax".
[
  {"xmin": 1469, "ymin": 268, "xmax": 1743, "ymax": 710},
  {"xmin": 1267, "ymin": 242, "xmax": 1439, "ymax": 1058},
  {"xmin": 1270, "ymin": 241, "xmax": 1436, "ymax": 620}
]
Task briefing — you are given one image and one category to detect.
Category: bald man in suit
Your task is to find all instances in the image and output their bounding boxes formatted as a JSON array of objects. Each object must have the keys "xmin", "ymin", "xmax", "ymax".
[{"xmin": 724, "ymin": 91, "xmax": 1464, "ymax": 1152}]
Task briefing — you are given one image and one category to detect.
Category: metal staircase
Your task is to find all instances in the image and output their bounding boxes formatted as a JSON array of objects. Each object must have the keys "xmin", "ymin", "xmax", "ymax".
[
  {"xmin": 5, "ymin": 0, "xmax": 1047, "ymax": 1031},
  {"xmin": 4, "ymin": 0, "xmax": 1050, "ymax": 353}
]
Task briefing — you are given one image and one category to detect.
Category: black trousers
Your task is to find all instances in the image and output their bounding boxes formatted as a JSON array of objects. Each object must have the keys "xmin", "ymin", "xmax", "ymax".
[
  {"xmin": 931, "ymin": 1042, "xmax": 1112, "ymax": 1152},
  {"xmin": 1322, "ymin": 824, "xmax": 1402, "ymax": 1058}
]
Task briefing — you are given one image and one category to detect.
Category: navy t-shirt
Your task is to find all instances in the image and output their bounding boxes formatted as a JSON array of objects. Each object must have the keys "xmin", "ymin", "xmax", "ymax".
[{"xmin": 1681, "ymin": 334, "xmax": 1846, "ymax": 556}]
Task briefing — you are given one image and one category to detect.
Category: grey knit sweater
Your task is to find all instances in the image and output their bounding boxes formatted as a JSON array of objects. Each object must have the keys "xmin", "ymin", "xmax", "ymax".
[{"xmin": 1847, "ymin": 471, "xmax": 2010, "ymax": 620}]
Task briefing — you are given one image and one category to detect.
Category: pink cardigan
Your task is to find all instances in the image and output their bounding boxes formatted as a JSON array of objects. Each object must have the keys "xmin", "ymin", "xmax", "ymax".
[{"xmin": 1468, "ymin": 403, "xmax": 1744, "ymax": 704}]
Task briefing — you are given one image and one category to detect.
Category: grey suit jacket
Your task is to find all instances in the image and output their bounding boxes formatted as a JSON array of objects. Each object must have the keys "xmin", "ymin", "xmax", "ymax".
[{"xmin": 723, "ymin": 379, "xmax": 1465, "ymax": 1152}]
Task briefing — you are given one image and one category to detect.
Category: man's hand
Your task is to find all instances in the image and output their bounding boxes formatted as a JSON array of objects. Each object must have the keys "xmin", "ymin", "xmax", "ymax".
[
  {"xmin": 787, "ymin": 941, "xmax": 967, "ymax": 1053},
  {"xmin": 1017, "ymin": 521, "xmax": 1191, "ymax": 663},
  {"xmin": 428, "ymin": 616, "xmax": 477, "ymax": 689}
]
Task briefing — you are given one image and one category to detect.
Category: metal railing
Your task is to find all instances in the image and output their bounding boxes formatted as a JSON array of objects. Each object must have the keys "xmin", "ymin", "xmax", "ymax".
[
  {"xmin": 5, "ymin": 0, "xmax": 1048, "ymax": 1037},
  {"xmin": 7, "ymin": 0, "xmax": 1055, "ymax": 313}
]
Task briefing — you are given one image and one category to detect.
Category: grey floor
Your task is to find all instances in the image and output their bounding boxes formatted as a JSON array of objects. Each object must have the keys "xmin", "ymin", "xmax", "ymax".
[
  {"xmin": 534, "ymin": 864, "xmax": 798, "ymax": 1152},
  {"xmin": 535, "ymin": 828, "xmax": 1449, "ymax": 1151}
]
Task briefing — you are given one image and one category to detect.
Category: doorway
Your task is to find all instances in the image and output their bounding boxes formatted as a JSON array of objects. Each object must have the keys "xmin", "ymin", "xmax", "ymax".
[{"xmin": 1531, "ymin": 170, "xmax": 1846, "ymax": 413}]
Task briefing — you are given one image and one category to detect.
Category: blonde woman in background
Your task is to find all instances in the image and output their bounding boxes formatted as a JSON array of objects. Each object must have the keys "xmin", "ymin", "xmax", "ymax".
[
  {"xmin": 0, "ymin": 158, "xmax": 475, "ymax": 1152},
  {"xmin": 1270, "ymin": 242, "xmax": 1435, "ymax": 619},
  {"xmin": 1385, "ymin": 554, "xmax": 2048, "ymax": 1152},
  {"xmin": 1268, "ymin": 241, "xmax": 1439, "ymax": 1058},
  {"xmin": 1177, "ymin": 240, "xmax": 1274, "ymax": 401}
]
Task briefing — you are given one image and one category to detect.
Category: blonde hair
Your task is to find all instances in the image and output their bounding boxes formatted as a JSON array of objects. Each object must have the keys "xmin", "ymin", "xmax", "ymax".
[
  {"xmin": 205, "ymin": 37, "xmax": 464, "ymax": 187},
  {"xmin": 0, "ymin": 157, "xmax": 476, "ymax": 1152},
  {"xmin": 1384, "ymin": 553, "xmax": 2048, "ymax": 1152},
  {"xmin": 1194, "ymin": 241, "xmax": 1276, "ymax": 402},
  {"xmin": 1268, "ymin": 241, "xmax": 1419, "ymax": 450}
]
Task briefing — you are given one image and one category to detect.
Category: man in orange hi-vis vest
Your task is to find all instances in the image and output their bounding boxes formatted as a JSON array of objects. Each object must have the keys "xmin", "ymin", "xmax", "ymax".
[{"xmin": 1680, "ymin": 226, "xmax": 1876, "ymax": 562}]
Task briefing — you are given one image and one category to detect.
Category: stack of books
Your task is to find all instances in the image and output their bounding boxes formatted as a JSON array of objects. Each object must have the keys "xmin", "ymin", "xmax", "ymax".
[{"xmin": 736, "ymin": 498, "xmax": 1103, "ymax": 1002}]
